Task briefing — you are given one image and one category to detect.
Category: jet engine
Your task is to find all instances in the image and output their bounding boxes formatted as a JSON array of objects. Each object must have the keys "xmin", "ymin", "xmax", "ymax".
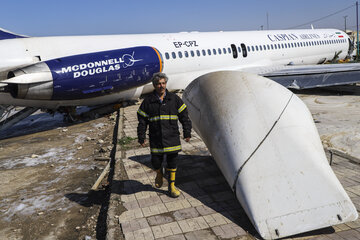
[{"xmin": 4, "ymin": 46, "xmax": 163, "ymax": 100}]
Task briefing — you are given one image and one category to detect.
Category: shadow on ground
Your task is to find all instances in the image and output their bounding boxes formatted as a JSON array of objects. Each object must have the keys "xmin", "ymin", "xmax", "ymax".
[{"xmin": 291, "ymin": 84, "xmax": 360, "ymax": 96}]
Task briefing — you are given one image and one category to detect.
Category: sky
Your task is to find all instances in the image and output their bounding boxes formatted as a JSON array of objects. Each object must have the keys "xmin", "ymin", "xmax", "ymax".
[{"xmin": 0, "ymin": 0, "xmax": 358, "ymax": 36}]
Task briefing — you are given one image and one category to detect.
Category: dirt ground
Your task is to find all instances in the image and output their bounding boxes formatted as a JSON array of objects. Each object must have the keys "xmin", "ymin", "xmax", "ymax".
[
  {"xmin": 296, "ymin": 85, "xmax": 360, "ymax": 158},
  {"xmin": 0, "ymin": 110, "xmax": 118, "ymax": 240}
]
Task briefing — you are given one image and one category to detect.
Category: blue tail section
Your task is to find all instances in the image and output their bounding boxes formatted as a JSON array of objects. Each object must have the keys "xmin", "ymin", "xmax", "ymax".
[{"xmin": 0, "ymin": 28, "xmax": 27, "ymax": 40}]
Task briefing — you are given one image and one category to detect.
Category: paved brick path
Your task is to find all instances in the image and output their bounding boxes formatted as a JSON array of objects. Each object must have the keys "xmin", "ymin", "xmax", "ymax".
[{"xmin": 111, "ymin": 102, "xmax": 360, "ymax": 240}]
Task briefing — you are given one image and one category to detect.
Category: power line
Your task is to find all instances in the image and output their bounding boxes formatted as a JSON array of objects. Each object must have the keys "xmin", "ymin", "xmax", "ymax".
[{"xmin": 287, "ymin": 4, "xmax": 355, "ymax": 29}]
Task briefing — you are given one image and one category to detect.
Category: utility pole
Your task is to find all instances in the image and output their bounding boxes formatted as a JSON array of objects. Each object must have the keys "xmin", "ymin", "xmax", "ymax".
[
  {"xmin": 266, "ymin": 12, "xmax": 269, "ymax": 30},
  {"xmin": 344, "ymin": 15, "xmax": 348, "ymax": 32},
  {"xmin": 260, "ymin": 25, "xmax": 263, "ymax": 30},
  {"xmin": 357, "ymin": 1, "xmax": 359, "ymax": 60}
]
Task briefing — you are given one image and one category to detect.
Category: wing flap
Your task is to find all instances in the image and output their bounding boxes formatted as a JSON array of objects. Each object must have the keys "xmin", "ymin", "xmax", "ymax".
[{"xmin": 261, "ymin": 63, "xmax": 360, "ymax": 89}]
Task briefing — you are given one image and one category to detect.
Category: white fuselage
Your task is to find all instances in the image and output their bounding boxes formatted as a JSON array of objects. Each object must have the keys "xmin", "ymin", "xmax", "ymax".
[{"xmin": 0, "ymin": 29, "xmax": 349, "ymax": 108}]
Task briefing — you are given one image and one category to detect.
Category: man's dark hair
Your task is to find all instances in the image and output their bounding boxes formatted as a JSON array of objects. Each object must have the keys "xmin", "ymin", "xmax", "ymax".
[{"xmin": 151, "ymin": 72, "xmax": 168, "ymax": 86}]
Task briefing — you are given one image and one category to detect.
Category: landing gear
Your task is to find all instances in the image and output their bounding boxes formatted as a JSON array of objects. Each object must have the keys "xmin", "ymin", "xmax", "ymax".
[{"xmin": 58, "ymin": 107, "xmax": 78, "ymax": 123}]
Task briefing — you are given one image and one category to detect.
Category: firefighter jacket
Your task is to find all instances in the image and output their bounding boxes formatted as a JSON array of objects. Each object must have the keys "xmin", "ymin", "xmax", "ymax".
[{"xmin": 137, "ymin": 90, "xmax": 192, "ymax": 154}]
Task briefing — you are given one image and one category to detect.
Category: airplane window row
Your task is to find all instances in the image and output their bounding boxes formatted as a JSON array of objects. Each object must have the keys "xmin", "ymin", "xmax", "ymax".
[
  {"xmin": 247, "ymin": 38, "xmax": 347, "ymax": 53},
  {"xmin": 165, "ymin": 47, "xmax": 233, "ymax": 59},
  {"xmin": 164, "ymin": 38, "xmax": 347, "ymax": 60}
]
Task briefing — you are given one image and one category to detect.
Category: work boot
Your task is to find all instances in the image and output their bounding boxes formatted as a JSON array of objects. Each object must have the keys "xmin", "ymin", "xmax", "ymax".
[
  {"xmin": 167, "ymin": 168, "xmax": 180, "ymax": 198},
  {"xmin": 155, "ymin": 168, "xmax": 163, "ymax": 188}
]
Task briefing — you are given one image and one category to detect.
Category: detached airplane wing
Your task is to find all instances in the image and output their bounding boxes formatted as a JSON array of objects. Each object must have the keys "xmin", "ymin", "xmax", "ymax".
[{"xmin": 183, "ymin": 71, "xmax": 358, "ymax": 239}]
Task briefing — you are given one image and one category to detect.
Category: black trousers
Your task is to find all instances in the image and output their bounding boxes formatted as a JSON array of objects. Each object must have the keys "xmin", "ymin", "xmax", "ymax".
[{"xmin": 151, "ymin": 153, "xmax": 178, "ymax": 169}]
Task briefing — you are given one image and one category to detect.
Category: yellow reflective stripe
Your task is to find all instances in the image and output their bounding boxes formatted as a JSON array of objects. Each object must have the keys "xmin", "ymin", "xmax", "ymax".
[
  {"xmin": 137, "ymin": 109, "xmax": 149, "ymax": 118},
  {"xmin": 149, "ymin": 115, "xmax": 178, "ymax": 122},
  {"xmin": 151, "ymin": 145, "xmax": 182, "ymax": 153},
  {"xmin": 178, "ymin": 104, "xmax": 186, "ymax": 113}
]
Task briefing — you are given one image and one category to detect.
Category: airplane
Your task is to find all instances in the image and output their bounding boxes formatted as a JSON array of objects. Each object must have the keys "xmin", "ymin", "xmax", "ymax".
[
  {"xmin": 0, "ymin": 27, "xmax": 359, "ymax": 129},
  {"xmin": 0, "ymin": 27, "xmax": 359, "ymax": 239}
]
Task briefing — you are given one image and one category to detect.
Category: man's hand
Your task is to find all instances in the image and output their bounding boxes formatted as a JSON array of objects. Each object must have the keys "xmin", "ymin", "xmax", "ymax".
[
  {"xmin": 140, "ymin": 140, "xmax": 147, "ymax": 147},
  {"xmin": 185, "ymin": 137, "xmax": 190, "ymax": 142}
]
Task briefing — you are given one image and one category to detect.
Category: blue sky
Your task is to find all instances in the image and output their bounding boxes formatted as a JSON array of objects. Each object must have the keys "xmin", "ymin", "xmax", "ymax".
[{"xmin": 0, "ymin": 0, "xmax": 358, "ymax": 36}]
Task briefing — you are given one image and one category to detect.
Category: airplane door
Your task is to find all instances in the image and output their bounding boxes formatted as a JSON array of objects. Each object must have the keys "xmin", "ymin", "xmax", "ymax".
[
  {"xmin": 241, "ymin": 43, "xmax": 247, "ymax": 57},
  {"xmin": 348, "ymin": 38, "xmax": 354, "ymax": 56},
  {"xmin": 231, "ymin": 44, "xmax": 238, "ymax": 59}
]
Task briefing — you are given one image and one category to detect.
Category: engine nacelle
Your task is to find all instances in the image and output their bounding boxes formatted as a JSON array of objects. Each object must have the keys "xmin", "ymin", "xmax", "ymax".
[{"xmin": 6, "ymin": 46, "xmax": 163, "ymax": 100}]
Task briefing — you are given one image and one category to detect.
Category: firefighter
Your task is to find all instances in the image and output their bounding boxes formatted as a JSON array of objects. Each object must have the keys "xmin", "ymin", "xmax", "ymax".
[{"xmin": 137, "ymin": 72, "xmax": 192, "ymax": 198}]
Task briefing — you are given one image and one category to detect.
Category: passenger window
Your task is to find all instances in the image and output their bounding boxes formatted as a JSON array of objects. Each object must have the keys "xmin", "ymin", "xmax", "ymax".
[
  {"xmin": 255, "ymin": 46, "xmax": 259, "ymax": 51},
  {"xmin": 184, "ymin": 51, "xmax": 189, "ymax": 57},
  {"xmin": 251, "ymin": 46, "xmax": 255, "ymax": 51},
  {"xmin": 196, "ymin": 50, "xmax": 200, "ymax": 56},
  {"xmin": 218, "ymin": 48, "xmax": 222, "ymax": 54},
  {"xmin": 172, "ymin": 52, "xmax": 176, "ymax": 59},
  {"xmin": 190, "ymin": 50, "xmax": 195, "ymax": 57},
  {"xmin": 223, "ymin": 48, "xmax": 227, "ymax": 54},
  {"xmin": 165, "ymin": 52, "xmax": 170, "ymax": 59},
  {"xmin": 238, "ymin": 47, "xmax": 241, "ymax": 53},
  {"xmin": 207, "ymin": 49, "xmax": 211, "ymax": 55},
  {"xmin": 213, "ymin": 49, "xmax": 217, "ymax": 55},
  {"xmin": 202, "ymin": 50, "xmax": 206, "ymax": 56},
  {"xmin": 247, "ymin": 46, "xmax": 251, "ymax": 52},
  {"xmin": 178, "ymin": 51, "xmax": 183, "ymax": 58}
]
